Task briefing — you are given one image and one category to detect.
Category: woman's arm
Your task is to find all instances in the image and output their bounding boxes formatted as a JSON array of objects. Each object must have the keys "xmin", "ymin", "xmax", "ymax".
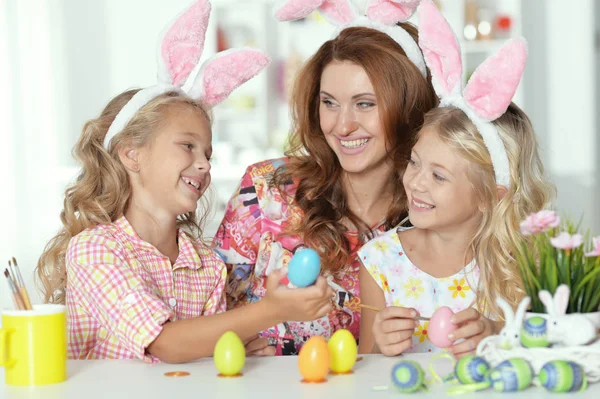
[{"xmin": 358, "ymin": 263, "xmax": 387, "ymax": 354}]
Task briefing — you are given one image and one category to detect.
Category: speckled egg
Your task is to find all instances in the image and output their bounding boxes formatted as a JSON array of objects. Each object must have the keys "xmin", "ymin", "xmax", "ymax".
[
  {"xmin": 391, "ymin": 360, "xmax": 425, "ymax": 393},
  {"xmin": 488, "ymin": 358, "xmax": 533, "ymax": 392},
  {"xmin": 521, "ymin": 316, "xmax": 550, "ymax": 348},
  {"xmin": 539, "ymin": 360, "xmax": 587, "ymax": 393},
  {"xmin": 328, "ymin": 329, "xmax": 357, "ymax": 374},
  {"xmin": 298, "ymin": 336, "xmax": 330, "ymax": 382},
  {"xmin": 288, "ymin": 248, "xmax": 321, "ymax": 288},
  {"xmin": 455, "ymin": 355, "xmax": 490, "ymax": 384}
]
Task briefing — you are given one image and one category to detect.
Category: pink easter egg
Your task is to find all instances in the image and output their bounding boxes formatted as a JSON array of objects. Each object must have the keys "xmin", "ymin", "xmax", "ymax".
[{"xmin": 427, "ymin": 306, "xmax": 458, "ymax": 348}]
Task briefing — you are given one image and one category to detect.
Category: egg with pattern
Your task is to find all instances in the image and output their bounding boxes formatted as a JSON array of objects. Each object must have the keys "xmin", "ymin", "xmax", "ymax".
[
  {"xmin": 488, "ymin": 358, "xmax": 533, "ymax": 392},
  {"xmin": 520, "ymin": 316, "xmax": 550, "ymax": 348},
  {"xmin": 391, "ymin": 360, "xmax": 426, "ymax": 393},
  {"xmin": 455, "ymin": 355, "xmax": 490, "ymax": 384},
  {"xmin": 540, "ymin": 360, "xmax": 587, "ymax": 393}
]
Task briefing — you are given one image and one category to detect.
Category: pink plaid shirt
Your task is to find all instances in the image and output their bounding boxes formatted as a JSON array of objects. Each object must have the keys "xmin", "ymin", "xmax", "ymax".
[{"xmin": 65, "ymin": 216, "xmax": 226, "ymax": 363}]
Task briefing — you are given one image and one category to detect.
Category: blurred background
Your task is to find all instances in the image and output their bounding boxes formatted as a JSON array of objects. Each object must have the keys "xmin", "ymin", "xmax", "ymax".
[{"xmin": 0, "ymin": 0, "xmax": 598, "ymax": 308}]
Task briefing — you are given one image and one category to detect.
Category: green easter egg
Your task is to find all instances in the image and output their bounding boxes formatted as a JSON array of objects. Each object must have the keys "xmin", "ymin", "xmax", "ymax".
[
  {"xmin": 391, "ymin": 360, "xmax": 425, "ymax": 393},
  {"xmin": 455, "ymin": 355, "xmax": 490, "ymax": 384},
  {"xmin": 540, "ymin": 360, "xmax": 587, "ymax": 393},
  {"xmin": 521, "ymin": 316, "xmax": 550, "ymax": 348},
  {"xmin": 489, "ymin": 358, "xmax": 533, "ymax": 392}
]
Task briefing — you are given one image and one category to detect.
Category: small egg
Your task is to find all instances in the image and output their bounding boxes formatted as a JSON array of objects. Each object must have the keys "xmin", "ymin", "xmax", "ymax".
[
  {"xmin": 455, "ymin": 355, "xmax": 490, "ymax": 384},
  {"xmin": 298, "ymin": 336, "xmax": 330, "ymax": 382},
  {"xmin": 391, "ymin": 360, "xmax": 425, "ymax": 393},
  {"xmin": 521, "ymin": 316, "xmax": 550, "ymax": 348},
  {"xmin": 328, "ymin": 329, "xmax": 357, "ymax": 374},
  {"xmin": 488, "ymin": 358, "xmax": 533, "ymax": 392},
  {"xmin": 539, "ymin": 360, "xmax": 587, "ymax": 393},
  {"xmin": 213, "ymin": 331, "xmax": 245, "ymax": 376},
  {"xmin": 288, "ymin": 248, "xmax": 321, "ymax": 288},
  {"xmin": 427, "ymin": 306, "xmax": 458, "ymax": 348}
]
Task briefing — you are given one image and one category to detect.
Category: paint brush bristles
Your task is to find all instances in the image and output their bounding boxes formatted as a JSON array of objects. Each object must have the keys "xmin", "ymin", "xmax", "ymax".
[
  {"xmin": 10, "ymin": 257, "xmax": 32, "ymax": 310},
  {"xmin": 4, "ymin": 269, "xmax": 26, "ymax": 310}
]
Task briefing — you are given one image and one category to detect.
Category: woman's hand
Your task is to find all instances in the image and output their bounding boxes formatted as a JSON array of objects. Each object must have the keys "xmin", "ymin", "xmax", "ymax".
[
  {"xmin": 447, "ymin": 308, "xmax": 500, "ymax": 358},
  {"xmin": 372, "ymin": 306, "xmax": 419, "ymax": 356},
  {"xmin": 244, "ymin": 335, "xmax": 276, "ymax": 356},
  {"xmin": 263, "ymin": 267, "xmax": 334, "ymax": 322}
]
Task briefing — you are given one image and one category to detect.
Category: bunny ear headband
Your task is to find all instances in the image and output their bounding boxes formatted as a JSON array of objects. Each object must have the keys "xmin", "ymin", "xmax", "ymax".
[
  {"xmin": 103, "ymin": 0, "xmax": 271, "ymax": 150},
  {"xmin": 417, "ymin": 0, "xmax": 527, "ymax": 188},
  {"xmin": 273, "ymin": 0, "xmax": 427, "ymax": 78}
]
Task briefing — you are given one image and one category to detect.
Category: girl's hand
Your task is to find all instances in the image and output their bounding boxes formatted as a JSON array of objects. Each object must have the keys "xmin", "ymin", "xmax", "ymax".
[
  {"xmin": 263, "ymin": 267, "xmax": 334, "ymax": 322},
  {"xmin": 372, "ymin": 306, "xmax": 419, "ymax": 356},
  {"xmin": 244, "ymin": 335, "xmax": 276, "ymax": 356},
  {"xmin": 447, "ymin": 308, "xmax": 499, "ymax": 358}
]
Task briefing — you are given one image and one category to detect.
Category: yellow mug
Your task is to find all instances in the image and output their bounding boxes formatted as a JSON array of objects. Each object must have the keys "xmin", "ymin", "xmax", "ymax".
[{"xmin": 0, "ymin": 304, "xmax": 67, "ymax": 386}]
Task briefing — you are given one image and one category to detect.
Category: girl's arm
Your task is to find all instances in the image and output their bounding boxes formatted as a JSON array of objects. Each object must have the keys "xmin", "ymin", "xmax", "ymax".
[
  {"xmin": 358, "ymin": 263, "xmax": 387, "ymax": 354},
  {"xmin": 148, "ymin": 267, "xmax": 333, "ymax": 363}
]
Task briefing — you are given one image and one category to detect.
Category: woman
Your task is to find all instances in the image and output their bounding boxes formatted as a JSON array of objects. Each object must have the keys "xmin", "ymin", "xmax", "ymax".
[{"xmin": 214, "ymin": 23, "xmax": 437, "ymax": 355}]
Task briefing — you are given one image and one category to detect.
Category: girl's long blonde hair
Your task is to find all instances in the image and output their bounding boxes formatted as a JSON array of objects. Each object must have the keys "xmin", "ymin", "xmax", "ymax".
[
  {"xmin": 272, "ymin": 25, "xmax": 437, "ymax": 272},
  {"xmin": 36, "ymin": 89, "xmax": 211, "ymax": 304},
  {"xmin": 421, "ymin": 104, "xmax": 555, "ymax": 318}
]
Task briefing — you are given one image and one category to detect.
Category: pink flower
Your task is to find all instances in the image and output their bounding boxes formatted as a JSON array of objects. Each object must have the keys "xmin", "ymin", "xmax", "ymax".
[
  {"xmin": 520, "ymin": 210, "xmax": 560, "ymax": 235},
  {"xmin": 550, "ymin": 232, "xmax": 583, "ymax": 250},
  {"xmin": 585, "ymin": 237, "xmax": 600, "ymax": 257}
]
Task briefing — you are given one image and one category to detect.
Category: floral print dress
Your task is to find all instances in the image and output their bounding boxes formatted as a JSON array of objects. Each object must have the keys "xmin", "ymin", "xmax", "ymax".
[{"xmin": 358, "ymin": 226, "xmax": 480, "ymax": 353}]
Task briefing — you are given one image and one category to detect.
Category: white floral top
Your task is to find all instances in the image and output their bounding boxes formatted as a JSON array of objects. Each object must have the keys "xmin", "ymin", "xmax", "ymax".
[{"xmin": 358, "ymin": 227, "xmax": 480, "ymax": 353}]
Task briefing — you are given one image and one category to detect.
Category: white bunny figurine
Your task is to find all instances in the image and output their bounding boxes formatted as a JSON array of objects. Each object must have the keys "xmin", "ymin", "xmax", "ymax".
[
  {"xmin": 538, "ymin": 284, "xmax": 596, "ymax": 347},
  {"xmin": 496, "ymin": 296, "xmax": 530, "ymax": 349}
]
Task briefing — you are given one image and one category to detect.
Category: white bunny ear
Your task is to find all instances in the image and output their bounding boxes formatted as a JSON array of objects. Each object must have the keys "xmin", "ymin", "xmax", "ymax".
[
  {"xmin": 554, "ymin": 284, "xmax": 570, "ymax": 315},
  {"xmin": 417, "ymin": 0, "xmax": 463, "ymax": 98},
  {"xmin": 156, "ymin": 0, "xmax": 211, "ymax": 87},
  {"xmin": 496, "ymin": 297, "xmax": 514, "ymax": 325},
  {"xmin": 514, "ymin": 296, "xmax": 531, "ymax": 324},
  {"xmin": 188, "ymin": 48, "xmax": 271, "ymax": 107},
  {"xmin": 367, "ymin": 0, "xmax": 421, "ymax": 25},
  {"xmin": 538, "ymin": 290, "xmax": 555, "ymax": 316}
]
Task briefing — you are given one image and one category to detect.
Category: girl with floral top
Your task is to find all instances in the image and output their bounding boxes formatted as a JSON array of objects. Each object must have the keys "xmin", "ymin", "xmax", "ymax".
[
  {"xmin": 214, "ymin": 1, "xmax": 438, "ymax": 355},
  {"xmin": 358, "ymin": 0, "xmax": 555, "ymax": 358},
  {"xmin": 35, "ymin": 0, "xmax": 333, "ymax": 364}
]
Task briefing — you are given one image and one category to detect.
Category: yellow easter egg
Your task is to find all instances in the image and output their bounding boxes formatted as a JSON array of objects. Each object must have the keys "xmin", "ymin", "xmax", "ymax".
[
  {"xmin": 328, "ymin": 329, "xmax": 357, "ymax": 373},
  {"xmin": 298, "ymin": 336, "xmax": 330, "ymax": 382},
  {"xmin": 214, "ymin": 331, "xmax": 245, "ymax": 376}
]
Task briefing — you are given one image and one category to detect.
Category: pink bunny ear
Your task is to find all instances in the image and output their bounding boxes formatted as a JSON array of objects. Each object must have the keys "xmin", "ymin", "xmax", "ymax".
[
  {"xmin": 156, "ymin": 0, "xmax": 211, "ymax": 87},
  {"xmin": 318, "ymin": 0, "xmax": 359, "ymax": 25},
  {"xmin": 417, "ymin": 0, "xmax": 462, "ymax": 97},
  {"xmin": 273, "ymin": 0, "xmax": 325, "ymax": 21},
  {"xmin": 463, "ymin": 38, "xmax": 527, "ymax": 121},
  {"xmin": 367, "ymin": 0, "xmax": 420, "ymax": 25},
  {"xmin": 554, "ymin": 284, "xmax": 570, "ymax": 315},
  {"xmin": 188, "ymin": 48, "xmax": 271, "ymax": 107}
]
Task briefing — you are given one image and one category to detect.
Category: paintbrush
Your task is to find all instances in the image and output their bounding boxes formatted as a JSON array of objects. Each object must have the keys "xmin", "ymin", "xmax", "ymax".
[
  {"xmin": 10, "ymin": 257, "xmax": 32, "ymax": 310},
  {"xmin": 359, "ymin": 303, "xmax": 430, "ymax": 321},
  {"xmin": 4, "ymin": 269, "xmax": 26, "ymax": 310}
]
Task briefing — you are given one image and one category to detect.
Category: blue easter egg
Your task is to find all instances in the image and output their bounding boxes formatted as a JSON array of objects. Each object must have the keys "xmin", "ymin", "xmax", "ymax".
[
  {"xmin": 521, "ymin": 316, "xmax": 550, "ymax": 348},
  {"xmin": 391, "ymin": 360, "xmax": 425, "ymax": 393},
  {"xmin": 540, "ymin": 360, "xmax": 587, "ymax": 393},
  {"xmin": 488, "ymin": 358, "xmax": 533, "ymax": 392},
  {"xmin": 455, "ymin": 355, "xmax": 490, "ymax": 384},
  {"xmin": 287, "ymin": 248, "xmax": 321, "ymax": 287}
]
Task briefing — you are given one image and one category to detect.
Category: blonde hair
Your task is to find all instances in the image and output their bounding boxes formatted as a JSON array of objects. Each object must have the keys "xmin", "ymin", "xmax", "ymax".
[
  {"xmin": 272, "ymin": 25, "xmax": 437, "ymax": 272},
  {"xmin": 421, "ymin": 104, "xmax": 555, "ymax": 318},
  {"xmin": 36, "ymin": 89, "xmax": 212, "ymax": 304}
]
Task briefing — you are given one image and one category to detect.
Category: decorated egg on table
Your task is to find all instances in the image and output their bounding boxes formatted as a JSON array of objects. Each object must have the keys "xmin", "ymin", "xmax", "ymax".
[
  {"xmin": 214, "ymin": 331, "xmax": 245, "ymax": 376},
  {"xmin": 455, "ymin": 355, "xmax": 490, "ymax": 384},
  {"xmin": 288, "ymin": 248, "xmax": 321, "ymax": 287},
  {"xmin": 298, "ymin": 336, "xmax": 330, "ymax": 382},
  {"xmin": 521, "ymin": 316, "xmax": 550, "ymax": 348},
  {"xmin": 328, "ymin": 329, "xmax": 357, "ymax": 374},
  {"xmin": 428, "ymin": 306, "xmax": 458, "ymax": 348},
  {"xmin": 488, "ymin": 358, "xmax": 533, "ymax": 392},
  {"xmin": 539, "ymin": 360, "xmax": 587, "ymax": 393},
  {"xmin": 391, "ymin": 360, "xmax": 426, "ymax": 393}
]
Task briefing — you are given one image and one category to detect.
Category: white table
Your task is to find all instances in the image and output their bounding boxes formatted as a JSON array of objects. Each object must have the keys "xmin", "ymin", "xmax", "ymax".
[{"xmin": 2, "ymin": 354, "xmax": 598, "ymax": 398}]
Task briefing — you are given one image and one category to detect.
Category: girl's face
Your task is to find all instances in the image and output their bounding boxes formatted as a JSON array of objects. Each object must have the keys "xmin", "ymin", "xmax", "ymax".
[
  {"xmin": 319, "ymin": 60, "xmax": 390, "ymax": 177},
  {"xmin": 403, "ymin": 127, "xmax": 482, "ymax": 233},
  {"xmin": 134, "ymin": 106, "xmax": 212, "ymax": 217}
]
